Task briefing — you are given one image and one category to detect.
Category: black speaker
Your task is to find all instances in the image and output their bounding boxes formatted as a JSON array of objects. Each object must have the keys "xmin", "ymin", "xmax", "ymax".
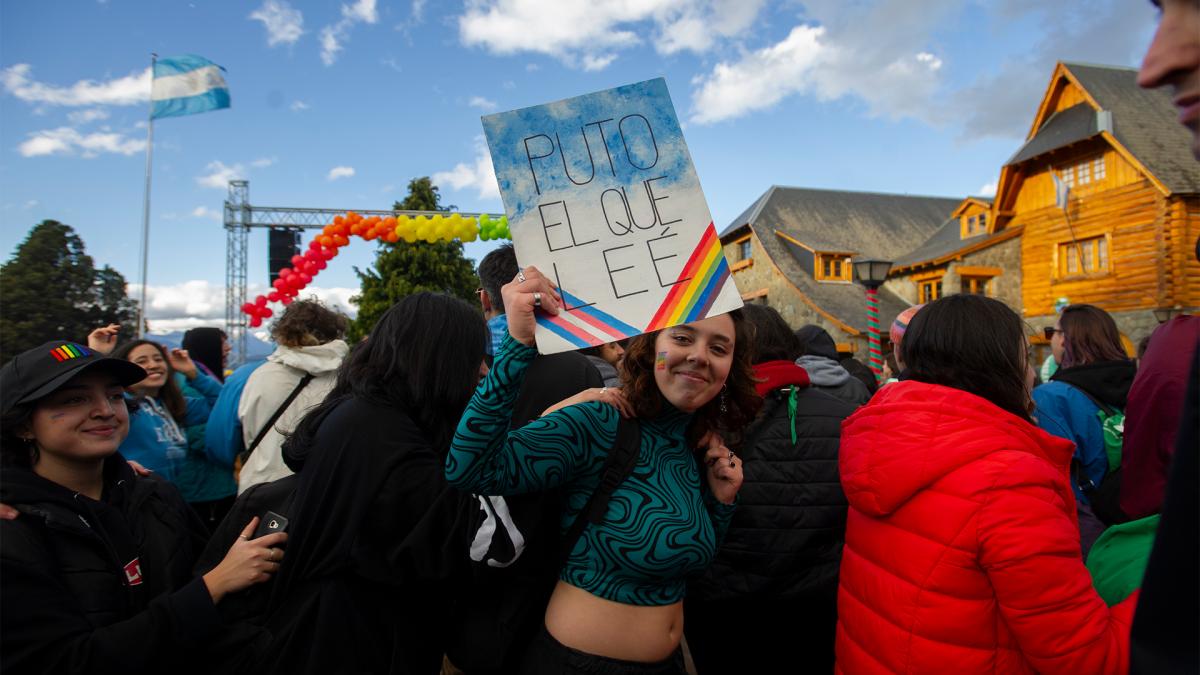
[{"xmin": 268, "ymin": 227, "xmax": 302, "ymax": 285}]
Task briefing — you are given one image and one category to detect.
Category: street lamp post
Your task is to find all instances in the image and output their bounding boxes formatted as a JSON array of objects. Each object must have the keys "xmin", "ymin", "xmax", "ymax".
[{"xmin": 852, "ymin": 258, "xmax": 894, "ymax": 379}]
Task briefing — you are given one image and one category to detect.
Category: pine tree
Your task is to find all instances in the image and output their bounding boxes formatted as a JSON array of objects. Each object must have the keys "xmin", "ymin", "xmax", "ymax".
[
  {"xmin": 347, "ymin": 178, "xmax": 479, "ymax": 341},
  {"xmin": 0, "ymin": 220, "xmax": 139, "ymax": 364}
]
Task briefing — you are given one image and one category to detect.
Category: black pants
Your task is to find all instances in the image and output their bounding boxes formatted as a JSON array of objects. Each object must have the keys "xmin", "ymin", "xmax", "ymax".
[
  {"xmin": 520, "ymin": 627, "xmax": 685, "ymax": 675},
  {"xmin": 684, "ymin": 592, "xmax": 838, "ymax": 674}
]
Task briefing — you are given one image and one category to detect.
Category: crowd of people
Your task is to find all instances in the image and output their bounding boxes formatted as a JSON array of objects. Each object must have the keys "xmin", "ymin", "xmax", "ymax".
[{"xmin": 1, "ymin": 4, "xmax": 1197, "ymax": 673}]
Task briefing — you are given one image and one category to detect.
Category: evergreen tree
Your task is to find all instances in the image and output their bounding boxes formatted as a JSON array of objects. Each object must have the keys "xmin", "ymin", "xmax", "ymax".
[
  {"xmin": 0, "ymin": 220, "xmax": 139, "ymax": 364},
  {"xmin": 348, "ymin": 178, "xmax": 479, "ymax": 341}
]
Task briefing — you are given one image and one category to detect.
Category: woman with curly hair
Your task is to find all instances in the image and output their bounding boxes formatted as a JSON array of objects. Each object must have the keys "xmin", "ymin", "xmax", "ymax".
[{"xmin": 446, "ymin": 266, "xmax": 761, "ymax": 674}]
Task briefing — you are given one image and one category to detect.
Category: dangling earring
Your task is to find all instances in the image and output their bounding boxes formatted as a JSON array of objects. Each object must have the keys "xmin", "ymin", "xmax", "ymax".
[{"xmin": 719, "ymin": 385, "xmax": 728, "ymax": 415}]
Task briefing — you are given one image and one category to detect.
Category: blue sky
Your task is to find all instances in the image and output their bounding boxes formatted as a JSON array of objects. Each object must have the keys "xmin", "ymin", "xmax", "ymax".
[{"xmin": 0, "ymin": 0, "xmax": 1158, "ymax": 332}]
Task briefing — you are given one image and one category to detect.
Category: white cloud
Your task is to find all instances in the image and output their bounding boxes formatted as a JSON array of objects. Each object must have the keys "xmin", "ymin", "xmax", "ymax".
[
  {"xmin": 432, "ymin": 136, "xmax": 500, "ymax": 200},
  {"xmin": 66, "ymin": 108, "xmax": 110, "ymax": 124},
  {"xmin": 143, "ymin": 280, "xmax": 358, "ymax": 333},
  {"xmin": 320, "ymin": 0, "xmax": 379, "ymax": 65},
  {"xmin": 689, "ymin": 0, "xmax": 960, "ymax": 126},
  {"xmin": 251, "ymin": 156, "xmax": 277, "ymax": 168},
  {"xmin": 197, "ymin": 160, "xmax": 246, "ymax": 189},
  {"xmin": 191, "ymin": 206, "xmax": 222, "ymax": 220},
  {"xmin": 468, "ymin": 95, "xmax": 497, "ymax": 111},
  {"xmin": 327, "ymin": 165, "xmax": 356, "ymax": 181},
  {"xmin": 249, "ymin": 0, "xmax": 305, "ymax": 47},
  {"xmin": 457, "ymin": 1, "xmax": 766, "ymax": 70},
  {"xmin": 24, "ymin": 200, "xmax": 39, "ymax": 209},
  {"xmin": 978, "ymin": 182, "xmax": 998, "ymax": 197},
  {"xmin": 290, "ymin": 100, "xmax": 310, "ymax": 111},
  {"xmin": 17, "ymin": 126, "xmax": 146, "ymax": 157},
  {"xmin": 2, "ymin": 63, "xmax": 150, "ymax": 107},
  {"xmin": 381, "ymin": 57, "xmax": 403, "ymax": 72},
  {"xmin": 411, "ymin": 0, "xmax": 427, "ymax": 22}
]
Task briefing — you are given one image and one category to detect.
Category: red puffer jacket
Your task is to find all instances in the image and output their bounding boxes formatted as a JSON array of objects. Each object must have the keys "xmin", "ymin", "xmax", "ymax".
[{"xmin": 836, "ymin": 381, "xmax": 1137, "ymax": 674}]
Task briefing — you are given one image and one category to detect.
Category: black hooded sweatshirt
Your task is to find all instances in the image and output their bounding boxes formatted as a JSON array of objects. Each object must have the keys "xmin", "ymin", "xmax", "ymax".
[
  {"xmin": 1050, "ymin": 359, "xmax": 1138, "ymax": 410},
  {"xmin": 0, "ymin": 453, "xmax": 220, "ymax": 675}
]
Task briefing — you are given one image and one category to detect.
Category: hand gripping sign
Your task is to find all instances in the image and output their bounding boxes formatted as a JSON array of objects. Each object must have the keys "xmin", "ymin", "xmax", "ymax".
[{"xmin": 483, "ymin": 78, "xmax": 743, "ymax": 354}]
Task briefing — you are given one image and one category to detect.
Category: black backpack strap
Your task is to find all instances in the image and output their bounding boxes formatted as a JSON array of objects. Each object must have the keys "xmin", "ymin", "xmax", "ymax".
[
  {"xmin": 559, "ymin": 417, "xmax": 641, "ymax": 564},
  {"xmin": 241, "ymin": 373, "xmax": 315, "ymax": 463}
]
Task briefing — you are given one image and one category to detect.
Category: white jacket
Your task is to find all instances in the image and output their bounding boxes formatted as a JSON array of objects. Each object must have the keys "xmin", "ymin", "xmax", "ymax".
[{"xmin": 237, "ymin": 340, "xmax": 348, "ymax": 493}]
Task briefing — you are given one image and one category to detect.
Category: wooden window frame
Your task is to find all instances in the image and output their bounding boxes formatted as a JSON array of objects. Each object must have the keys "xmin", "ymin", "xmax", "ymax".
[
  {"xmin": 814, "ymin": 252, "xmax": 854, "ymax": 282},
  {"xmin": 1053, "ymin": 233, "xmax": 1113, "ymax": 280},
  {"xmin": 913, "ymin": 270, "xmax": 945, "ymax": 303}
]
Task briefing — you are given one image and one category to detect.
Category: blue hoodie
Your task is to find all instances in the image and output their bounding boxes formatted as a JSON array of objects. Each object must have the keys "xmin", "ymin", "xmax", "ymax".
[{"xmin": 119, "ymin": 373, "xmax": 220, "ymax": 483}]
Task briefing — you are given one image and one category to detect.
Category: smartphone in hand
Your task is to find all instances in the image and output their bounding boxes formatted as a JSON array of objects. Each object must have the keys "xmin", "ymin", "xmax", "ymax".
[{"xmin": 253, "ymin": 511, "xmax": 289, "ymax": 539}]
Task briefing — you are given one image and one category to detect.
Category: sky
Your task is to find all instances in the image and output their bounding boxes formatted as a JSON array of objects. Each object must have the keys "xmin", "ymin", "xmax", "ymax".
[{"xmin": 0, "ymin": 0, "xmax": 1160, "ymax": 333}]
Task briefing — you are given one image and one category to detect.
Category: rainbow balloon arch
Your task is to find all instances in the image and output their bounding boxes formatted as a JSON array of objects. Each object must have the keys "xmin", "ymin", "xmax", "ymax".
[{"xmin": 240, "ymin": 210, "xmax": 510, "ymax": 327}]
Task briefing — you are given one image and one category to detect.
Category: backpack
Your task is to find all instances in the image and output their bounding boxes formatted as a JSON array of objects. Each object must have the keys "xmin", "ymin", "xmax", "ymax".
[
  {"xmin": 1068, "ymin": 387, "xmax": 1127, "ymax": 526},
  {"xmin": 445, "ymin": 416, "xmax": 642, "ymax": 674}
]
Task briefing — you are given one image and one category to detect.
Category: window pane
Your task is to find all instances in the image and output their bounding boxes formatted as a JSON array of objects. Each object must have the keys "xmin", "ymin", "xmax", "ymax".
[
  {"xmin": 832, "ymin": 260, "xmax": 841, "ymax": 278},
  {"xmin": 1098, "ymin": 237, "xmax": 1108, "ymax": 268},
  {"xmin": 1078, "ymin": 160, "xmax": 1091, "ymax": 184},
  {"xmin": 936, "ymin": 281, "xmax": 943, "ymax": 298},
  {"xmin": 1094, "ymin": 156, "xmax": 1106, "ymax": 180},
  {"xmin": 1062, "ymin": 168, "xmax": 1074, "ymax": 188},
  {"xmin": 1067, "ymin": 245, "xmax": 1079, "ymax": 274},
  {"xmin": 1081, "ymin": 240, "xmax": 1094, "ymax": 271}
]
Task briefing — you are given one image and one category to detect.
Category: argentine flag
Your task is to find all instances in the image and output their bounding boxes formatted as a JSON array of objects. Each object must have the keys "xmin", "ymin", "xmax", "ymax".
[{"xmin": 151, "ymin": 55, "xmax": 230, "ymax": 120}]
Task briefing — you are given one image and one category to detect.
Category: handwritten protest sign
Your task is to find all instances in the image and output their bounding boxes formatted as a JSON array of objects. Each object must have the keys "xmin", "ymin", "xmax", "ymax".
[{"xmin": 482, "ymin": 78, "xmax": 743, "ymax": 354}]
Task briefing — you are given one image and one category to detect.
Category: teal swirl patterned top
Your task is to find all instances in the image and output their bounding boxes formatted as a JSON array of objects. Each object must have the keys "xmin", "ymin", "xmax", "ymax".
[{"xmin": 446, "ymin": 332, "xmax": 736, "ymax": 606}]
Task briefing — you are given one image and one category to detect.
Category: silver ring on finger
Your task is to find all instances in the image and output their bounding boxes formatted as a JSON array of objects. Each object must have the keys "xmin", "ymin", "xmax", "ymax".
[{"xmin": 533, "ymin": 292, "xmax": 542, "ymax": 308}]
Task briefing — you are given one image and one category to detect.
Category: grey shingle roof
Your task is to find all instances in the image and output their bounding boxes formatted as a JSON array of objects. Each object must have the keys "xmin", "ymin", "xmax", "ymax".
[
  {"xmin": 1006, "ymin": 103, "xmax": 1100, "ymax": 166},
  {"xmin": 1036, "ymin": 64, "xmax": 1198, "ymax": 194},
  {"xmin": 720, "ymin": 186, "xmax": 952, "ymax": 332},
  {"xmin": 719, "ymin": 186, "xmax": 960, "ymax": 257}
]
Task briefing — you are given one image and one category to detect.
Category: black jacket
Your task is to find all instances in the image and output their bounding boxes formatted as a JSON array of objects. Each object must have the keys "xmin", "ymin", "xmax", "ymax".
[
  {"xmin": 688, "ymin": 382, "xmax": 854, "ymax": 603},
  {"xmin": 0, "ymin": 454, "xmax": 219, "ymax": 675},
  {"xmin": 244, "ymin": 396, "xmax": 478, "ymax": 675}
]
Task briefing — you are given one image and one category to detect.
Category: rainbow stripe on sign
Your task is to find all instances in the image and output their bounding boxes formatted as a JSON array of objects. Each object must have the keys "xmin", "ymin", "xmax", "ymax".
[
  {"xmin": 50, "ymin": 343, "xmax": 90, "ymax": 362},
  {"xmin": 645, "ymin": 223, "xmax": 730, "ymax": 332},
  {"xmin": 536, "ymin": 289, "xmax": 640, "ymax": 349}
]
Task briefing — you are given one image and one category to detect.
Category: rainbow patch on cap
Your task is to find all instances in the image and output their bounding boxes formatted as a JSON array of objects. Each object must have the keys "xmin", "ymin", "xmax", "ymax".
[{"xmin": 50, "ymin": 344, "xmax": 90, "ymax": 362}]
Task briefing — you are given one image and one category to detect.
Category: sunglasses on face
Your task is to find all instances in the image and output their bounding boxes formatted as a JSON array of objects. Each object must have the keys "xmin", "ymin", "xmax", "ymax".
[{"xmin": 1043, "ymin": 327, "xmax": 1062, "ymax": 340}]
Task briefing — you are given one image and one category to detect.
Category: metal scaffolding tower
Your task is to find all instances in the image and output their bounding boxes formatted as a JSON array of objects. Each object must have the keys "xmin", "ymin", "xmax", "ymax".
[{"xmin": 223, "ymin": 180, "xmax": 494, "ymax": 364}]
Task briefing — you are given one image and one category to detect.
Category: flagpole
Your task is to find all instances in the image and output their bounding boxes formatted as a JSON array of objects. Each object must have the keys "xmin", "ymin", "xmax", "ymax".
[{"xmin": 136, "ymin": 53, "xmax": 157, "ymax": 338}]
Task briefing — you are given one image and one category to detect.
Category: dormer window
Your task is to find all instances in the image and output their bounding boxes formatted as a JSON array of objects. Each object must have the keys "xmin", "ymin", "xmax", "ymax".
[
  {"xmin": 739, "ymin": 239, "xmax": 752, "ymax": 261},
  {"xmin": 815, "ymin": 253, "xmax": 853, "ymax": 282},
  {"xmin": 1059, "ymin": 154, "xmax": 1106, "ymax": 189},
  {"xmin": 961, "ymin": 210, "xmax": 989, "ymax": 238}
]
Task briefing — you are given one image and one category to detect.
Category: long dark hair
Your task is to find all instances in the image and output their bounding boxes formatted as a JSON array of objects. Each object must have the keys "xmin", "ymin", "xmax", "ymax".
[
  {"xmin": 111, "ymin": 339, "xmax": 187, "ymax": 423},
  {"xmin": 621, "ymin": 310, "xmax": 761, "ymax": 447},
  {"xmin": 285, "ymin": 292, "xmax": 487, "ymax": 460},
  {"xmin": 740, "ymin": 304, "xmax": 802, "ymax": 363},
  {"xmin": 901, "ymin": 294, "xmax": 1033, "ymax": 422},
  {"xmin": 1058, "ymin": 304, "xmax": 1127, "ymax": 368},
  {"xmin": 182, "ymin": 327, "xmax": 226, "ymax": 382},
  {"xmin": 1, "ymin": 403, "xmax": 37, "ymax": 468}
]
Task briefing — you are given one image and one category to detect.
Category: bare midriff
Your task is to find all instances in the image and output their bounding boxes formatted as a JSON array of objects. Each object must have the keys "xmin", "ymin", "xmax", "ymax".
[{"xmin": 543, "ymin": 580, "xmax": 684, "ymax": 662}]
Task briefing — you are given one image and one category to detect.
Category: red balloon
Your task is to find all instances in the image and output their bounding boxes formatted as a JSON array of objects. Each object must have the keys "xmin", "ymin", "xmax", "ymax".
[
  {"xmin": 279, "ymin": 267, "xmax": 293, "ymax": 278},
  {"xmin": 267, "ymin": 291, "xmax": 281, "ymax": 302},
  {"xmin": 260, "ymin": 307, "xmax": 273, "ymax": 318},
  {"xmin": 302, "ymin": 261, "xmax": 317, "ymax": 275},
  {"xmin": 280, "ymin": 295, "xmax": 294, "ymax": 305},
  {"xmin": 298, "ymin": 272, "xmax": 312, "ymax": 284},
  {"xmin": 321, "ymin": 247, "xmax": 336, "ymax": 260},
  {"xmin": 288, "ymin": 274, "xmax": 305, "ymax": 289},
  {"xmin": 291, "ymin": 254, "xmax": 305, "ymax": 267},
  {"xmin": 254, "ymin": 295, "xmax": 268, "ymax": 307},
  {"xmin": 308, "ymin": 239, "xmax": 323, "ymax": 250},
  {"xmin": 272, "ymin": 278, "xmax": 287, "ymax": 291},
  {"xmin": 241, "ymin": 302, "xmax": 256, "ymax": 314},
  {"xmin": 249, "ymin": 316, "xmax": 263, "ymax": 327},
  {"xmin": 315, "ymin": 259, "xmax": 327, "ymax": 270}
]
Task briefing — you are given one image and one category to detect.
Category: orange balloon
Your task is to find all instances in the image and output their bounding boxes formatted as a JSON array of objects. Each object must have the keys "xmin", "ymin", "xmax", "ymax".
[
  {"xmin": 363, "ymin": 228, "xmax": 377, "ymax": 241},
  {"xmin": 382, "ymin": 216, "xmax": 396, "ymax": 227},
  {"xmin": 322, "ymin": 224, "xmax": 335, "ymax": 236},
  {"xmin": 346, "ymin": 211, "xmax": 360, "ymax": 222},
  {"xmin": 384, "ymin": 230, "xmax": 399, "ymax": 242},
  {"xmin": 333, "ymin": 216, "xmax": 344, "ymax": 226},
  {"xmin": 333, "ymin": 234, "xmax": 349, "ymax": 247},
  {"xmin": 319, "ymin": 235, "xmax": 334, "ymax": 248},
  {"xmin": 350, "ymin": 221, "xmax": 365, "ymax": 236}
]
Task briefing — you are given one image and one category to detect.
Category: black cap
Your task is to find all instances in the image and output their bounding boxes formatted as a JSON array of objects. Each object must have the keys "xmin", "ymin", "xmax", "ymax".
[{"xmin": 0, "ymin": 341, "xmax": 148, "ymax": 415}]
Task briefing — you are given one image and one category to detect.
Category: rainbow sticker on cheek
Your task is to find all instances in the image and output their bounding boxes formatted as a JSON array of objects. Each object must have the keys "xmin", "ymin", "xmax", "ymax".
[{"xmin": 655, "ymin": 352, "xmax": 667, "ymax": 370}]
